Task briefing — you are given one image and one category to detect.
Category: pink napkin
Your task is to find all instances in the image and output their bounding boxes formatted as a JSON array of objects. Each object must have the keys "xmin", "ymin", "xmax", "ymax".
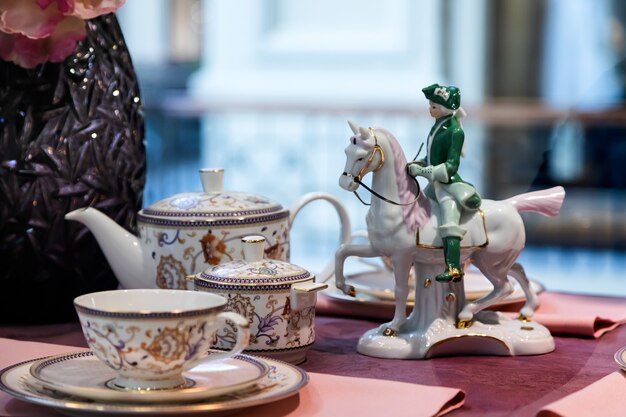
[
  {"xmin": 526, "ymin": 292, "xmax": 626, "ymax": 338},
  {"xmin": 0, "ymin": 339, "xmax": 76, "ymax": 417},
  {"xmin": 0, "ymin": 338, "xmax": 465, "ymax": 417},
  {"xmin": 537, "ymin": 372, "xmax": 626, "ymax": 417},
  {"xmin": 318, "ymin": 291, "xmax": 626, "ymax": 338},
  {"xmin": 231, "ymin": 372, "xmax": 464, "ymax": 417}
]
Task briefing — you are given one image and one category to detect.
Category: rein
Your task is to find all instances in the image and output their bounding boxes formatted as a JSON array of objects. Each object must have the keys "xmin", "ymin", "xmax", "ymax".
[{"xmin": 342, "ymin": 128, "xmax": 421, "ymax": 207}]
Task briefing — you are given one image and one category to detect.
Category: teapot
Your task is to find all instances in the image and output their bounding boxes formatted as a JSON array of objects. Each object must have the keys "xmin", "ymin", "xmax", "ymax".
[
  {"xmin": 192, "ymin": 235, "xmax": 327, "ymax": 364},
  {"xmin": 65, "ymin": 168, "xmax": 350, "ymax": 290}
]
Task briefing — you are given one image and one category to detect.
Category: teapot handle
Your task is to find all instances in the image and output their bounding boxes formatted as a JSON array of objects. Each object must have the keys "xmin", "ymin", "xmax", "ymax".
[{"xmin": 289, "ymin": 192, "xmax": 351, "ymax": 283}]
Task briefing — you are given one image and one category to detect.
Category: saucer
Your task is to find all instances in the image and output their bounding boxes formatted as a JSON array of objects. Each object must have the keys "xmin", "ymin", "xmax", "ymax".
[
  {"xmin": 345, "ymin": 267, "xmax": 544, "ymax": 305},
  {"xmin": 28, "ymin": 350, "xmax": 269, "ymax": 403},
  {"xmin": 0, "ymin": 354, "xmax": 307, "ymax": 416},
  {"xmin": 615, "ymin": 346, "xmax": 626, "ymax": 371}
]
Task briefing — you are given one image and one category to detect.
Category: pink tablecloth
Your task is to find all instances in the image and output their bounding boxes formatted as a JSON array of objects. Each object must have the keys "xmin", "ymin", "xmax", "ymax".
[
  {"xmin": 1, "ymin": 313, "xmax": 625, "ymax": 416},
  {"xmin": 522, "ymin": 292, "xmax": 626, "ymax": 337},
  {"xmin": 317, "ymin": 291, "xmax": 626, "ymax": 338},
  {"xmin": 0, "ymin": 338, "xmax": 465, "ymax": 417}
]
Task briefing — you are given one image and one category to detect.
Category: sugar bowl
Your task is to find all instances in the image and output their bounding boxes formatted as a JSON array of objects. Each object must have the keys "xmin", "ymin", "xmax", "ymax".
[{"xmin": 192, "ymin": 235, "xmax": 327, "ymax": 364}]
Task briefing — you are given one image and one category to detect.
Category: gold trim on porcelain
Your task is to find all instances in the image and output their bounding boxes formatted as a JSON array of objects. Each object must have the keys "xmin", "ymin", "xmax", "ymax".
[
  {"xmin": 195, "ymin": 276, "xmax": 313, "ymax": 287},
  {"xmin": 291, "ymin": 283, "xmax": 328, "ymax": 293},
  {"xmin": 197, "ymin": 288, "xmax": 304, "ymax": 296},
  {"xmin": 138, "ymin": 215, "xmax": 289, "ymax": 230},
  {"xmin": 382, "ymin": 327, "xmax": 398, "ymax": 337},
  {"xmin": 456, "ymin": 319, "xmax": 472, "ymax": 329},
  {"xmin": 425, "ymin": 333, "xmax": 511, "ymax": 357},
  {"xmin": 347, "ymin": 285, "xmax": 356, "ymax": 297},
  {"xmin": 0, "ymin": 355, "xmax": 308, "ymax": 415},
  {"xmin": 241, "ymin": 236, "xmax": 266, "ymax": 244}
]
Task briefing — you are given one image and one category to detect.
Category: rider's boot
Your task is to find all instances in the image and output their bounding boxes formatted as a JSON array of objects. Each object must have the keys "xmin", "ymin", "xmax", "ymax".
[{"xmin": 435, "ymin": 237, "xmax": 463, "ymax": 283}]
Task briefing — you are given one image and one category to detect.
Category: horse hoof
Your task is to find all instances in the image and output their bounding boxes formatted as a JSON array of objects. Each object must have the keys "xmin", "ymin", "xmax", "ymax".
[
  {"xmin": 517, "ymin": 314, "xmax": 531, "ymax": 322},
  {"xmin": 345, "ymin": 285, "xmax": 356, "ymax": 297},
  {"xmin": 382, "ymin": 327, "xmax": 398, "ymax": 337},
  {"xmin": 456, "ymin": 319, "xmax": 473, "ymax": 329}
]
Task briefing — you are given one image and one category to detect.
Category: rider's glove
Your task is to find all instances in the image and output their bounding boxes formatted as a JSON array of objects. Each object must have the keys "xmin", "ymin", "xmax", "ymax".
[
  {"xmin": 407, "ymin": 162, "xmax": 449, "ymax": 182},
  {"xmin": 407, "ymin": 162, "xmax": 424, "ymax": 178}
]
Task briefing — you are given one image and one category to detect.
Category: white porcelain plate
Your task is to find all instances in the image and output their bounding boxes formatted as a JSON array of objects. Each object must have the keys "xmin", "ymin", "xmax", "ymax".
[
  {"xmin": 346, "ymin": 269, "xmax": 543, "ymax": 304},
  {"xmin": 27, "ymin": 350, "xmax": 269, "ymax": 404},
  {"xmin": 0, "ymin": 354, "xmax": 307, "ymax": 416},
  {"xmin": 615, "ymin": 346, "xmax": 626, "ymax": 371}
]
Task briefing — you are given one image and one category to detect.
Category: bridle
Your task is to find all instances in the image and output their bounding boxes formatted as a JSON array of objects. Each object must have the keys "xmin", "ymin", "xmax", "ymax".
[{"xmin": 342, "ymin": 128, "xmax": 421, "ymax": 207}]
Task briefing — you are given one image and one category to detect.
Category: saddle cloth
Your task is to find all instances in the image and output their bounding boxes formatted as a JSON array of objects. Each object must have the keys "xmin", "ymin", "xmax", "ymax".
[{"xmin": 415, "ymin": 205, "xmax": 488, "ymax": 249}]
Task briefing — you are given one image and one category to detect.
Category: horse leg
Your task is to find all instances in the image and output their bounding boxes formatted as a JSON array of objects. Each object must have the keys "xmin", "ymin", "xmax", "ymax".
[
  {"xmin": 383, "ymin": 253, "xmax": 414, "ymax": 335},
  {"xmin": 458, "ymin": 260, "xmax": 514, "ymax": 323},
  {"xmin": 508, "ymin": 262, "xmax": 539, "ymax": 320},
  {"xmin": 334, "ymin": 243, "xmax": 380, "ymax": 296}
]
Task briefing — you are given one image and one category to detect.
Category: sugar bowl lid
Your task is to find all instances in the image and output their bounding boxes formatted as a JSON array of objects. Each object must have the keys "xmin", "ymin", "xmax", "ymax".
[
  {"xmin": 137, "ymin": 169, "xmax": 286, "ymax": 225},
  {"xmin": 196, "ymin": 236, "xmax": 312, "ymax": 289}
]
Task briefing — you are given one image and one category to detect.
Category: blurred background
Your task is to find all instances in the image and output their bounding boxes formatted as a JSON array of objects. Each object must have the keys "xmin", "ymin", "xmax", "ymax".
[{"xmin": 116, "ymin": 0, "xmax": 626, "ymax": 297}]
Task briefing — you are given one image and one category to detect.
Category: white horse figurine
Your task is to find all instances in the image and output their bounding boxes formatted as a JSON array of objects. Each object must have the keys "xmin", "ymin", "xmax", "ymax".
[{"xmin": 336, "ymin": 121, "xmax": 565, "ymax": 358}]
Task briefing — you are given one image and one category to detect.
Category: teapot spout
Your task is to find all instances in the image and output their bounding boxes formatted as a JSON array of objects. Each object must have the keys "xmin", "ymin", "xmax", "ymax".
[{"xmin": 65, "ymin": 208, "xmax": 153, "ymax": 289}]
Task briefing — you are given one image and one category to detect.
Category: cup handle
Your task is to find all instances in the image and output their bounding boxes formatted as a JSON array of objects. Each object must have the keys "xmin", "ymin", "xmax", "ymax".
[
  {"xmin": 289, "ymin": 192, "xmax": 352, "ymax": 283},
  {"xmin": 202, "ymin": 311, "xmax": 251, "ymax": 363}
]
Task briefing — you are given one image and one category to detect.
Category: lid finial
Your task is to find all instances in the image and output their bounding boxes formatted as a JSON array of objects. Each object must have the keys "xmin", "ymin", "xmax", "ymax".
[
  {"xmin": 199, "ymin": 168, "xmax": 224, "ymax": 193},
  {"xmin": 241, "ymin": 235, "xmax": 265, "ymax": 262}
]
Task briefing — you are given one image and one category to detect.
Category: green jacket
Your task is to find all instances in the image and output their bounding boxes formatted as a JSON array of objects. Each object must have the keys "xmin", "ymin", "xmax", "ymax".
[
  {"xmin": 424, "ymin": 115, "xmax": 480, "ymax": 211},
  {"xmin": 427, "ymin": 115, "xmax": 465, "ymax": 184}
]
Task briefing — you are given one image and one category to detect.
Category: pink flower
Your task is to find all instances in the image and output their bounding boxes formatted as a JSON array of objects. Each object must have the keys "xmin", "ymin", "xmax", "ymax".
[{"xmin": 0, "ymin": 0, "xmax": 126, "ymax": 68}]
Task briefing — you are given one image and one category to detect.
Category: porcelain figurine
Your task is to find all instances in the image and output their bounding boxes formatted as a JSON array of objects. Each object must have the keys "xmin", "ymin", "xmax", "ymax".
[
  {"xmin": 65, "ymin": 169, "xmax": 350, "ymax": 290},
  {"xmin": 336, "ymin": 118, "xmax": 565, "ymax": 359},
  {"xmin": 407, "ymin": 84, "xmax": 481, "ymax": 283},
  {"xmin": 192, "ymin": 236, "xmax": 327, "ymax": 364}
]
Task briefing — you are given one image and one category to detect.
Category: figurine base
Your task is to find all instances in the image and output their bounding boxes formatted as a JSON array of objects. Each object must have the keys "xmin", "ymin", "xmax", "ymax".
[{"xmin": 356, "ymin": 311, "xmax": 554, "ymax": 359}]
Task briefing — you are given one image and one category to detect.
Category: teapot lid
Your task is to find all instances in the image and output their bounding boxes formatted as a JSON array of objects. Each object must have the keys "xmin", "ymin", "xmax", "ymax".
[
  {"xmin": 195, "ymin": 236, "xmax": 312, "ymax": 290},
  {"xmin": 137, "ymin": 169, "xmax": 287, "ymax": 226}
]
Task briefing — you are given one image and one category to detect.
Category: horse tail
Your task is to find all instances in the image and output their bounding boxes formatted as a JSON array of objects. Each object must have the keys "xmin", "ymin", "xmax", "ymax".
[{"xmin": 505, "ymin": 186, "xmax": 565, "ymax": 217}]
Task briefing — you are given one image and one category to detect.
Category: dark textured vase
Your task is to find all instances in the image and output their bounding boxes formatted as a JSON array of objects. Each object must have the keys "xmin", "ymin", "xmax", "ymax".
[{"xmin": 0, "ymin": 14, "xmax": 145, "ymax": 324}]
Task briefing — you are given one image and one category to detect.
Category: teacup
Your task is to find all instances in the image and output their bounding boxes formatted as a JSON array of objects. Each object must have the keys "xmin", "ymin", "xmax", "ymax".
[{"xmin": 74, "ymin": 289, "xmax": 250, "ymax": 390}]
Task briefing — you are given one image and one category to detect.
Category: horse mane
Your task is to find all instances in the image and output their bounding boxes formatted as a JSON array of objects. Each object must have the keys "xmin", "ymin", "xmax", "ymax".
[{"xmin": 374, "ymin": 127, "xmax": 431, "ymax": 232}]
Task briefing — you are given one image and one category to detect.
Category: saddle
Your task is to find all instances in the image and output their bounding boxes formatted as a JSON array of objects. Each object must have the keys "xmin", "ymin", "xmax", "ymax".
[{"xmin": 415, "ymin": 205, "xmax": 488, "ymax": 249}]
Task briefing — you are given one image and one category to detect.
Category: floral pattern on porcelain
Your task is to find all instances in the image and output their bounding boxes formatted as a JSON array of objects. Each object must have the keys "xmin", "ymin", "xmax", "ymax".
[
  {"xmin": 156, "ymin": 255, "xmax": 187, "ymax": 289},
  {"xmin": 77, "ymin": 316, "xmax": 210, "ymax": 379},
  {"xmin": 202, "ymin": 259, "xmax": 308, "ymax": 281},
  {"xmin": 170, "ymin": 196, "xmax": 201, "ymax": 211},
  {"xmin": 141, "ymin": 327, "xmax": 192, "ymax": 364},
  {"xmin": 192, "ymin": 235, "xmax": 319, "ymax": 361},
  {"xmin": 197, "ymin": 288, "xmax": 316, "ymax": 354},
  {"xmin": 141, "ymin": 220, "xmax": 291, "ymax": 289},
  {"xmin": 200, "ymin": 231, "xmax": 232, "ymax": 265},
  {"xmin": 141, "ymin": 192, "xmax": 283, "ymax": 217},
  {"xmin": 285, "ymin": 306, "xmax": 316, "ymax": 347}
]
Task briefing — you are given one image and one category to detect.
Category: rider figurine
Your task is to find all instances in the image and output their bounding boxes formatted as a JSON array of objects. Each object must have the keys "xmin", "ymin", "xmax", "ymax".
[{"xmin": 407, "ymin": 83, "xmax": 481, "ymax": 283}]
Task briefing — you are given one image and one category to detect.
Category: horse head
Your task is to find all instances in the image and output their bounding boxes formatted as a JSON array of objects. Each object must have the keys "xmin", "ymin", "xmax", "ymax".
[{"xmin": 339, "ymin": 120, "xmax": 384, "ymax": 192}]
